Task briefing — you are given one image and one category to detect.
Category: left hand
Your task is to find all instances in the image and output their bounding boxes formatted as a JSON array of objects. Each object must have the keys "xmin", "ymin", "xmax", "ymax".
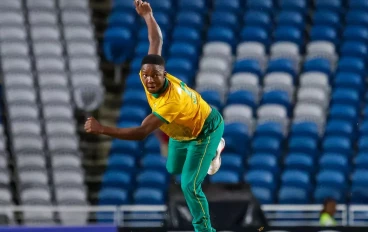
[{"xmin": 84, "ymin": 117, "xmax": 103, "ymax": 134}]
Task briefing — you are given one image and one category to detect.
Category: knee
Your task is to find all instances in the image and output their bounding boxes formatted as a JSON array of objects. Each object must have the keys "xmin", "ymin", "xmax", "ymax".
[{"xmin": 181, "ymin": 180, "xmax": 195, "ymax": 195}]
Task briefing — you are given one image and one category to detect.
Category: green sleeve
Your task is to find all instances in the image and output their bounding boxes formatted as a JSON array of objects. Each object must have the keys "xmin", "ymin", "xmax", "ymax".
[{"xmin": 153, "ymin": 112, "xmax": 169, "ymax": 124}]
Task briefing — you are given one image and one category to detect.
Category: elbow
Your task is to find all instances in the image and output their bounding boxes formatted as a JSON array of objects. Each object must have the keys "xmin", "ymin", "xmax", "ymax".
[{"xmin": 150, "ymin": 37, "xmax": 163, "ymax": 47}]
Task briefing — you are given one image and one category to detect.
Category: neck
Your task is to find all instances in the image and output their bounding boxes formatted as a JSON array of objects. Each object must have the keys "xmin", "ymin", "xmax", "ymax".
[{"xmin": 151, "ymin": 78, "xmax": 169, "ymax": 98}]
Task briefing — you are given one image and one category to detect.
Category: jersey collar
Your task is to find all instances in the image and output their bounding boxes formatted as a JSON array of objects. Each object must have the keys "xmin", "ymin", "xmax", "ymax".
[{"xmin": 151, "ymin": 78, "xmax": 169, "ymax": 98}]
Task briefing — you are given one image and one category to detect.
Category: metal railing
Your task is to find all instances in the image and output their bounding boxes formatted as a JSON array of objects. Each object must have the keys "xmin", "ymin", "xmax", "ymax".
[{"xmin": 1, "ymin": 204, "xmax": 367, "ymax": 227}]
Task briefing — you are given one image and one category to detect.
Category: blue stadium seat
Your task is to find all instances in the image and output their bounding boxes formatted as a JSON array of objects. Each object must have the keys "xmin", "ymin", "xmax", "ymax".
[
  {"xmin": 207, "ymin": 26, "xmax": 236, "ymax": 48},
  {"xmin": 325, "ymin": 120, "xmax": 354, "ymax": 138},
  {"xmin": 149, "ymin": 0, "xmax": 172, "ymax": 15},
  {"xmin": 99, "ymin": 188, "xmax": 129, "ymax": 205},
  {"xmin": 352, "ymin": 169, "xmax": 368, "ymax": 185},
  {"xmin": 178, "ymin": 0, "xmax": 206, "ymax": 14},
  {"xmin": 285, "ymin": 153, "xmax": 315, "ymax": 173},
  {"xmin": 334, "ymin": 72, "xmax": 364, "ymax": 95},
  {"xmin": 138, "ymin": 27, "xmax": 168, "ymax": 42},
  {"xmin": 134, "ymin": 42, "xmax": 150, "ymax": 58},
  {"xmin": 343, "ymin": 26, "xmax": 368, "ymax": 44},
  {"xmin": 214, "ymin": 0, "xmax": 241, "ymax": 16},
  {"xmin": 281, "ymin": 170, "xmax": 311, "ymax": 191},
  {"xmin": 351, "ymin": 187, "xmax": 368, "ymax": 204},
  {"xmin": 277, "ymin": 11, "xmax": 305, "ymax": 29},
  {"xmin": 136, "ymin": 170, "xmax": 168, "ymax": 189},
  {"xmin": 314, "ymin": 186, "xmax": 344, "ymax": 203},
  {"xmin": 113, "ymin": 0, "xmax": 135, "ymax": 13},
  {"xmin": 331, "ymin": 88, "xmax": 360, "ymax": 108},
  {"xmin": 316, "ymin": 170, "xmax": 347, "ymax": 189},
  {"xmin": 243, "ymin": 11, "xmax": 272, "ymax": 32},
  {"xmin": 102, "ymin": 171, "xmax": 133, "ymax": 190},
  {"xmin": 223, "ymin": 122, "xmax": 249, "ymax": 155},
  {"xmin": 337, "ymin": 57, "xmax": 366, "ymax": 79},
  {"xmin": 211, "ymin": 11, "xmax": 239, "ymax": 32},
  {"xmin": 169, "ymin": 42, "xmax": 199, "ymax": 62},
  {"xmin": 251, "ymin": 187, "xmax": 274, "ymax": 204},
  {"xmin": 144, "ymin": 135, "xmax": 161, "ymax": 154},
  {"xmin": 172, "ymin": 27, "xmax": 201, "ymax": 47},
  {"xmin": 350, "ymin": 0, "xmax": 368, "ymax": 11},
  {"xmin": 221, "ymin": 154, "xmax": 244, "ymax": 173},
  {"xmin": 200, "ymin": 91, "xmax": 222, "ymax": 110},
  {"xmin": 246, "ymin": 0, "xmax": 273, "ymax": 14},
  {"xmin": 209, "ymin": 170, "xmax": 240, "ymax": 183},
  {"xmin": 329, "ymin": 104, "xmax": 358, "ymax": 124},
  {"xmin": 233, "ymin": 59, "xmax": 262, "ymax": 77},
  {"xmin": 303, "ymin": 58, "xmax": 332, "ymax": 77},
  {"xmin": 354, "ymin": 153, "xmax": 368, "ymax": 168},
  {"xmin": 166, "ymin": 58, "xmax": 194, "ymax": 77},
  {"xmin": 130, "ymin": 57, "xmax": 144, "ymax": 73},
  {"xmin": 310, "ymin": 25, "xmax": 338, "ymax": 44},
  {"xmin": 267, "ymin": 58, "xmax": 296, "ymax": 79},
  {"xmin": 108, "ymin": 12, "xmax": 136, "ymax": 30},
  {"xmin": 358, "ymin": 136, "xmax": 368, "ymax": 152},
  {"xmin": 319, "ymin": 153, "xmax": 349, "ymax": 175},
  {"xmin": 261, "ymin": 90, "xmax": 291, "ymax": 112},
  {"xmin": 315, "ymin": 0, "xmax": 342, "ymax": 13},
  {"xmin": 103, "ymin": 28, "xmax": 134, "ymax": 64},
  {"xmin": 108, "ymin": 155, "xmax": 136, "ymax": 172},
  {"xmin": 289, "ymin": 136, "xmax": 317, "ymax": 157},
  {"xmin": 226, "ymin": 90, "xmax": 257, "ymax": 109},
  {"xmin": 240, "ymin": 26, "xmax": 269, "ymax": 46},
  {"xmin": 122, "ymin": 90, "xmax": 148, "ymax": 108},
  {"xmin": 313, "ymin": 10, "xmax": 340, "ymax": 30},
  {"xmin": 323, "ymin": 136, "xmax": 351, "ymax": 157},
  {"xmin": 278, "ymin": 186, "xmax": 310, "ymax": 204},
  {"xmin": 141, "ymin": 154, "xmax": 167, "ymax": 171},
  {"xmin": 110, "ymin": 140, "xmax": 140, "ymax": 156},
  {"xmin": 279, "ymin": 0, "xmax": 307, "ymax": 15},
  {"xmin": 274, "ymin": 26, "xmax": 303, "ymax": 48},
  {"xmin": 346, "ymin": 10, "xmax": 368, "ymax": 27},
  {"xmin": 134, "ymin": 187, "xmax": 165, "ymax": 204},
  {"xmin": 176, "ymin": 11, "xmax": 203, "ymax": 30},
  {"xmin": 252, "ymin": 137, "xmax": 281, "ymax": 157},
  {"xmin": 245, "ymin": 170, "xmax": 277, "ymax": 190},
  {"xmin": 360, "ymin": 121, "xmax": 368, "ymax": 136},
  {"xmin": 248, "ymin": 153, "xmax": 279, "ymax": 174},
  {"xmin": 119, "ymin": 106, "xmax": 147, "ymax": 124},
  {"xmin": 291, "ymin": 122, "xmax": 319, "ymax": 141},
  {"xmin": 255, "ymin": 122, "xmax": 284, "ymax": 142}
]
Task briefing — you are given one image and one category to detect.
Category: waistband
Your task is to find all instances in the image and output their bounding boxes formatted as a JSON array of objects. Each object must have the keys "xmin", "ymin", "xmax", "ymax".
[{"xmin": 197, "ymin": 107, "xmax": 223, "ymax": 138}]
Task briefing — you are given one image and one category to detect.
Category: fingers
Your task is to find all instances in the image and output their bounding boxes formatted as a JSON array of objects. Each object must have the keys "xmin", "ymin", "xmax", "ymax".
[{"xmin": 84, "ymin": 117, "xmax": 94, "ymax": 133}]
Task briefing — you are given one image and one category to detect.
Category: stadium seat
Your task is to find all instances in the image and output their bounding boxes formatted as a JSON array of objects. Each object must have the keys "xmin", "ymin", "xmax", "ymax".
[
  {"xmin": 315, "ymin": 0, "xmax": 342, "ymax": 14},
  {"xmin": 134, "ymin": 187, "xmax": 165, "ymax": 205},
  {"xmin": 169, "ymin": 42, "xmax": 199, "ymax": 62},
  {"xmin": 172, "ymin": 27, "xmax": 201, "ymax": 47},
  {"xmin": 240, "ymin": 26, "xmax": 269, "ymax": 46},
  {"xmin": 251, "ymin": 187, "xmax": 274, "ymax": 204},
  {"xmin": 323, "ymin": 136, "xmax": 352, "ymax": 157},
  {"xmin": 261, "ymin": 90, "xmax": 291, "ymax": 113},
  {"xmin": 211, "ymin": 11, "xmax": 239, "ymax": 32},
  {"xmin": 141, "ymin": 154, "xmax": 167, "ymax": 171},
  {"xmin": 199, "ymin": 90, "xmax": 223, "ymax": 110},
  {"xmin": 221, "ymin": 154, "xmax": 244, "ymax": 173},
  {"xmin": 358, "ymin": 136, "xmax": 368, "ymax": 152},
  {"xmin": 107, "ymin": 12, "xmax": 136, "ymax": 30},
  {"xmin": 329, "ymin": 104, "xmax": 358, "ymax": 124},
  {"xmin": 233, "ymin": 59, "xmax": 262, "ymax": 78},
  {"xmin": 346, "ymin": 10, "xmax": 368, "ymax": 28},
  {"xmin": 209, "ymin": 170, "xmax": 240, "ymax": 183},
  {"xmin": 246, "ymin": 0, "xmax": 273, "ymax": 13},
  {"xmin": 350, "ymin": 0, "xmax": 368, "ymax": 10},
  {"xmin": 101, "ymin": 171, "xmax": 133, "ymax": 190},
  {"xmin": 314, "ymin": 186, "xmax": 345, "ymax": 203},
  {"xmin": 281, "ymin": 170, "xmax": 311, "ymax": 191},
  {"xmin": 176, "ymin": 11, "xmax": 203, "ymax": 30},
  {"xmin": 99, "ymin": 188, "xmax": 129, "ymax": 205},
  {"xmin": 252, "ymin": 136, "xmax": 281, "ymax": 157},
  {"xmin": 313, "ymin": 10, "xmax": 340, "ymax": 30},
  {"xmin": 303, "ymin": 58, "xmax": 332, "ymax": 77},
  {"xmin": 316, "ymin": 170, "xmax": 347, "ymax": 190},
  {"xmin": 332, "ymin": 88, "xmax": 360, "ymax": 109},
  {"xmin": 144, "ymin": 135, "xmax": 161, "ymax": 154},
  {"xmin": 334, "ymin": 72, "xmax": 364, "ymax": 95},
  {"xmin": 136, "ymin": 170, "xmax": 168, "ymax": 189},
  {"xmin": 280, "ymin": 0, "xmax": 307, "ymax": 15},
  {"xmin": 343, "ymin": 26, "xmax": 368, "ymax": 44},
  {"xmin": 324, "ymin": 120, "xmax": 355, "ymax": 139},
  {"xmin": 227, "ymin": 90, "xmax": 256, "ymax": 109},
  {"xmin": 277, "ymin": 11, "xmax": 305, "ymax": 29},
  {"xmin": 274, "ymin": 26, "xmax": 303, "ymax": 48},
  {"xmin": 278, "ymin": 186, "xmax": 310, "ymax": 204},
  {"xmin": 178, "ymin": 0, "xmax": 206, "ymax": 14},
  {"xmin": 118, "ymin": 106, "xmax": 147, "ymax": 124},
  {"xmin": 248, "ymin": 153, "xmax": 279, "ymax": 174},
  {"xmin": 254, "ymin": 122, "xmax": 284, "ymax": 142},
  {"xmin": 110, "ymin": 140, "xmax": 140, "ymax": 156},
  {"xmin": 245, "ymin": 170, "xmax": 277, "ymax": 190},
  {"xmin": 107, "ymin": 155, "xmax": 136, "ymax": 172},
  {"xmin": 223, "ymin": 122, "xmax": 249, "ymax": 155},
  {"xmin": 285, "ymin": 153, "xmax": 315, "ymax": 173},
  {"xmin": 243, "ymin": 11, "xmax": 272, "ymax": 32},
  {"xmin": 290, "ymin": 122, "xmax": 319, "ymax": 140},
  {"xmin": 289, "ymin": 136, "xmax": 317, "ymax": 157},
  {"xmin": 207, "ymin": 26, "xmax": 236, "ymax": 49},
  {"xmin": 319, "ymin": 153, "xmax": 349, "ymax": 175}
]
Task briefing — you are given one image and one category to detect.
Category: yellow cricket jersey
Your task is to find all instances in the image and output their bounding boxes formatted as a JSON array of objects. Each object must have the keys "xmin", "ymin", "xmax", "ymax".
[{"xmin": 139, "ymin": 72, "xmax": 211, "ymax": 141}]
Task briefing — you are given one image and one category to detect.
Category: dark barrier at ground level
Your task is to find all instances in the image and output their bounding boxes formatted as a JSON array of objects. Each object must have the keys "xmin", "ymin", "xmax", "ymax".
[{"xmin": 119, "ymin": 226, "xmax": 368, "ymax": 232}]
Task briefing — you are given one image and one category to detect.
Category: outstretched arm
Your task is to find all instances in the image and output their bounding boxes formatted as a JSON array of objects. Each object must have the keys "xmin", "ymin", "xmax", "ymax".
[
  {"xmin": 84, "ymin": 114, "xmax": 164, "ymax": 141},
  {"xmin": 135, "ymin": 0, "xmax": 163, "ymax": 55}
]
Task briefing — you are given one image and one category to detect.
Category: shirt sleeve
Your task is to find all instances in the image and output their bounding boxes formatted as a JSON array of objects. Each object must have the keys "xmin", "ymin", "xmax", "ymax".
[{"xmin": 153, "ymin": 101, "xmax": 180, "ymax": 124}]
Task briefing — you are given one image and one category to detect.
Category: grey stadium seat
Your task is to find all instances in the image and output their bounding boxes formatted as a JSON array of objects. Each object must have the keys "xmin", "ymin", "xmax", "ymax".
[
  {"xmin": 223, "ymin": 105, "xmax": 253, "ymax": 132},
  {"xmin": 67, "ymin": 42, "xmax": 97, "ymax": 56},
  {"xmin": 0, "ymin": 139, "xmax": 6, "ymax": 152},
  {"xmin": 0, "ymin": 26, "xmax": 27, "ymax": 41},
  {"xmin": 53, "ymin": 170, "xmax": 84, "ymax": 187},
  {"xmin": 300, "ymin": 72, "xmax": 330, "ymax": 94},
  {"xmin": 33, "ymin": 41, "xmax": 63, "ymax": 57},
  {"xmin": 202, "ymin": 42, "xmax": 232, "ymax": 62},
  {"xmin": 0, "ymin": 0, "xmax": 22, "ymax": 10},
  {"xmin": 10, "ymin": 120, "xmax": 42, "ymax": 137},
  {"xmin": 73, "ymin": 84, "xmax": 104, "ymax": 112},
  {"xmin": 21, "ymin": 188, "xmax": 51, "ymax": 204},
  {"xmin": 61, "ymin": 11, "xmax": 90, "ymax": 25},
  {"xmin": 18, "ymin": 170, "xmax": 48, "ymax": 188},
  {"xmin": 294, "ymin": 103, "xmax": 325, "ymax": 134},
  {"xmin": 47, "ymin": 135, "xmax": 79, "ymax": 152},
  {"xmin": 0, "ymin": 169, "xmax": 10, "ymax": 186},
  {"xmin": 64, "ymin": 26, "xmax": 94, "ymax": 41},
  {"xmin": 236, "ymin": 42, "xmax": 267, "ymax": 69},
  {"xmin": 0, "ymin": 155, "xmax": 7, "ymax": 169},
  {"xmin": 31, "ymin": 26, "xmax": 60, "ymax": 41},
  {"xmin": 5, "ymin": 87, "xmax": 37, "ymax": 104},
  {"xmin": 42, "ymin": 104, "xmax": 74, "ymax": 120},
  {"xmin": 230, "ymin": 73, "xmax": 260, "ymax": 100},
  {"xmin": 0, "ymin": 42, "xmax": 28, "ymax": 56},
  {"xmin": 12, "ymin": 135, "xmax": 44, "ymax": 153},
  {"xmin": 25, "ymin": 0, "xmax": 56, "ymax": 10},
  {"xmin": 15, "ymin": 154, "xmax": 46, "ymax": 170},
  {"xmin": 199, "ymin": 57, "xmax": 231, "ymax": 78},
  {"xmin": 270, "ymin": 42, "xmax": 300, "ymax": 68},
  {"xmin": 40, "ymin": 87, "xmax": 71, "ymax": 105},
  {"xmin": 0, "ymin": 188, "xmax": 12, "ymax": 205},
  {"xmin": 297, "ymin": 87, "xmax": 329, "ymax": 109},
  {"xmin": 8, "ymin": 103, "xmax": 39, "ymax": 121},
  {"xmin": 196, "ymin": 78, "xmax": 226, "ymax": 100},
  {"xmin": 71, "ymin": 72, "xmax": 101, "ymax": 87},
  {"xmin": 59, "ymin": 0, "xmax": 89, "ymax": 10},
  {"xmin": 45, "ymin": 120, "xmax": 76, "ymax": 136},
  {"xmin": 3, "ymin": 73, "xmax": 34, "ymax": 88},
  {"xmin": 36, "ymin": 57, "xmax": 65, "ymax": 72},
  {"xmin": 56, "ymin": 188, "xmax": 86, "ymax": 203},
  {"xmin": 28, "ymin": 11, "xmax": 58, "ymax": 26},
  {"xmin": 263, "ymin": 72, "xmax": 295, "ymax": 99},
  {"xmin": 1, "ymin": 57, "xmax": 31, "ymax": 73},
  {"xmin": 51, "ymin": 155, "xmax": 81, "ymax": 169},
  {"xmin": 38, "ymin": 72, "xmax": 68, "ymax": 88},
  {"xmin": 257, "ymin": 104, "xmax": 289, "ymax": 130},
  {"xmin": 69, "ymin": 57, "xmax": 99, "ymax": 73},
  {"xmin": 306, "ymin": 41, "xmax": 337, "ymax": 65}
]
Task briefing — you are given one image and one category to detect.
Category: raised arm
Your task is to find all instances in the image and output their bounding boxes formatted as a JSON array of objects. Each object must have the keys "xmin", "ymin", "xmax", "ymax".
[{"xmin": 135, "ymin": 0, "xmax": 163, "ymax": 55}]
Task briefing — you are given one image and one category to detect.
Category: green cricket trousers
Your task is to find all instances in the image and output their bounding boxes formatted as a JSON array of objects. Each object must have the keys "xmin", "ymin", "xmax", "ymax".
[{"xmin": 166, "ymin": 108, "xmax": 224, "ymax": 232}]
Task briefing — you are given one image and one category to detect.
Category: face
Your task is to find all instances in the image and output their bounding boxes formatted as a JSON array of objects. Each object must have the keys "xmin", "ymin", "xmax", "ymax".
[
  {"xmin": 141, "ymin": 64, "xmax": 166, "ymax": 93},
  {"xmin": 326, "ymin": 201, "xmax": 336, "ymax": 215}
]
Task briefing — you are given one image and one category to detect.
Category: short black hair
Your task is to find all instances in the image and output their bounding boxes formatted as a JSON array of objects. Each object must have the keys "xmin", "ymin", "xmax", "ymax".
[{"xmin": 141, "ymin": 54, "xmax": 165, "ymax": 67}]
